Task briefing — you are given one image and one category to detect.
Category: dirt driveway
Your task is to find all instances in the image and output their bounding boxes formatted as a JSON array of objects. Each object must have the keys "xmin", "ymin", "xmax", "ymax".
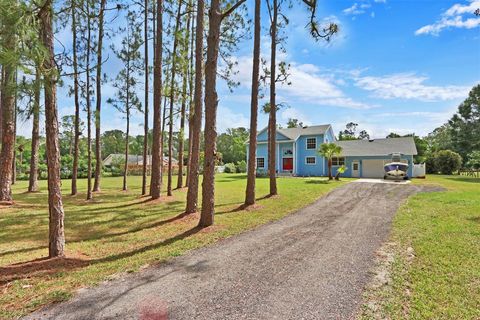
[{"xmin": 24, "ymin": 182, "xmax": 432, "ymax": 320}]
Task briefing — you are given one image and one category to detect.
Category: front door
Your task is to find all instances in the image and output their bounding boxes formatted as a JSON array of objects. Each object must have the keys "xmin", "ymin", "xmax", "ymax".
[
  {"xmin": 352, "ymin": 161, "xmax": 360, "ymax": 178},
  {"xmin": 283, "ymin": 158, "xmax": 293, "ymax": 171}
]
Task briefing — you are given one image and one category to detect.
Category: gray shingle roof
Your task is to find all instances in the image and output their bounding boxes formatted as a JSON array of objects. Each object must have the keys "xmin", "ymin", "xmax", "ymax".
[
  {"xmin": 276, "ymin": 125, "xmax": 331, "ymax": 140},
  {"xmin": 335, "ymin": 137, "xmax": 418, "ymax": 156}
]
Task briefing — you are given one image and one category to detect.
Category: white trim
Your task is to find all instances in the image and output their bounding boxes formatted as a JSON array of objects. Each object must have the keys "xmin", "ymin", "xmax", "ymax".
[
  {"xmin": 305, "ymin": 156, "xmax": 317, "ymax": 165},
  {"xmin": 352, "ymin": 160, "xmax": 360, "ymax": 178},
  {"xmin": 293, "ymin": 142, "xmax": 296, "ymax": 174},
  {"xmin": 306, "ymin": 137, "xmax": 317, "ymax": 150}
]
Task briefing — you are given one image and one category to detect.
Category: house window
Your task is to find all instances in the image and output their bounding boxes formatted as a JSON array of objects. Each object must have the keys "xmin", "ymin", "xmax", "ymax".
[
  {"xmin": 305, "ymin": 156, "xmax": 316, "ymax": 165},
  {"xmin": 256, "ymin": 158, "xmax": 265, "ymax": 168},
  {"xmin": 332, "ymin": 157, "xmax": 345, "ymax": 166},
  {"xmin": 306, "ymin": 137, "xmax": 316, "ymax": 150}
]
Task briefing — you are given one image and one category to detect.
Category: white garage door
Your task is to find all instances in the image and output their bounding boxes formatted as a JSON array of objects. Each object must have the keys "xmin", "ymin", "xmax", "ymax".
[{"xmin": 362, "ymin": 159, "xmax": 385, "ymax": 178}]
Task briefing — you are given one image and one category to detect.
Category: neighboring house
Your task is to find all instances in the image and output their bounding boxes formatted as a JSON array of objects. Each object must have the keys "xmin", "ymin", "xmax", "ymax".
[
  {"xmin": 247, "ymin": 124, "xmax": 417, "ymax": 178},
  {"xmin": 103, "ymin": 154, "xmax": 178, "ymax": 168}
]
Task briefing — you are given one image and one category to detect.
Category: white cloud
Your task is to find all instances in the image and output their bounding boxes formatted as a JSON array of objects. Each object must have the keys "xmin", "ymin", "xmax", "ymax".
[
  {"xmin": 227, "ymin": 55, "xmax": 374, "ymax": 109},
  {"xmin": 343, "ymin": 3, "xmax": 367, "ymax": 15},
  {"xmin": 278, "ymin": 63, "xmax": 374, "ymax": 109},
  {"xmin": 445, "ymin": 0, "xmax": 480, "ymax": 16},
  {"xmin": 343, "ymin": 2, "xmax": 381, "ymax": 16},
  {"xmin": 415, "ymin": 0, "xmax": 480, "ymax": 35},
  {"xmin": 279, "ymin": 108, "xmax": 313, "ymax": 127},
  {"xmin": 216, "ymin": 106, "xmax": 249, "ymax": 132},
  {"xmin": 373, "ymin": 110, "xmax": 454, "ymax": 123},
  {"xmin": 354, "ymin": 72, "xmax": 470, "ymax": 101}
]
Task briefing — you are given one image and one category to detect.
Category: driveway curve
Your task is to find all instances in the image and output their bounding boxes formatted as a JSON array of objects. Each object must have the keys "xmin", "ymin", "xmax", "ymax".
[{"xmin": 24, "ymin": 182, "xmax": 433, "ymax": 320}]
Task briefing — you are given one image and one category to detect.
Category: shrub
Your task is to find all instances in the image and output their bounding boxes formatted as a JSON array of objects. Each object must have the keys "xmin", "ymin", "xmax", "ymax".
[
  {"xmin": 466, "ymin": 150, "xmax": 480, "ymax": 169},
  {"xmin": 335, "ymin": 165, "xmax": 348, "ymax": 181},
  {"xmin": 256, "ymin": 169, "xmax": 268, "ymax": 177},
  {"xmin": 224, "ymin": 163, "xmax": 236, "ymax": 173},
  {"xmin": 434, "ymin": 150, "xmax": 462, "ymax": 175},
  {"xmin": 425, "ymin": 156, "xmax": 437, "ymax": 174},
  {"xmin": 235, "ymin": 160, "xmax": 247, "ymax": 173}
]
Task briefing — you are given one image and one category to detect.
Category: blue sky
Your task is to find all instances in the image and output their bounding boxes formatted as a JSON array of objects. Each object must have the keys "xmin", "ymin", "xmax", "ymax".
[{"xmin": 18, "ymin": 0, "xmax": 480, "ymax": 139}]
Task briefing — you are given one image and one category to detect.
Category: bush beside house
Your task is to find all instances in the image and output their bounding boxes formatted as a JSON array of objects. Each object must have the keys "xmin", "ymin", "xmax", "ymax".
[{"xmin": 432, "ymin": 150, "xmax": 463, "ymax": 174}]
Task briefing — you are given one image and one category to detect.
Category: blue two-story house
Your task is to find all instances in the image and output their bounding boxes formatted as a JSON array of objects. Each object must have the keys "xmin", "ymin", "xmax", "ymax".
[{"xmin": 248, "ymin": 124, "xmax": 417, "ymax": 178}]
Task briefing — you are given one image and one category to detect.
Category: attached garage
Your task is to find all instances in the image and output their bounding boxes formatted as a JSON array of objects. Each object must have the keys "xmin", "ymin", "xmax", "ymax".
[
  {"xmin": 335, "ymin": 137, "xmax": 418, "ymax": 179},
  {"xmin": 362, "ymin": 159, "xmax": 385, "ymax": 178}
]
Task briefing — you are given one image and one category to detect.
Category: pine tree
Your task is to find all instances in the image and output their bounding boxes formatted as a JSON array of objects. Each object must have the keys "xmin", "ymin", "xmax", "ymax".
[
  {"xmin": 244, "ymin": 0, "xmax": 261, "ymax": 206},
  {"xmin": 39, "ymin": 0, "xmax": 66, "ymax": 257},
  {"xmin": 108, "ymin": 10, "xmax": 144, "ymax": 191},
  {"xmin": 185, "ymin": 0, "xmax": 204, "ymax": 213},
  {"xmin": 199, "ymin": 0, "xmax": 247, "ymax": 227},
  {"xmin": 150, "ymin": 0, "xmax": 164, "ymax": 200}
]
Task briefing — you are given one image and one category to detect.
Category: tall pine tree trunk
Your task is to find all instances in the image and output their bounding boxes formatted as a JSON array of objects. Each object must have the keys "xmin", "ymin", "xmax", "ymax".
[
  {"xmin": 185, "ymin": 0, "xmax": 204, "ymax": 214},
  {"xmin": 200, "ymin": 0, "xmax": 223, "ymax": 227},
  {"xmin": 123, "ymin": 109, "xmax": 130, "ymax": 191},
  {"xmin": 39, "ymin": 0, "xmax": 66, "ymax": 257},
  {"xmin": 0, "ymin": 65, "xmax": 3, "ymax": 144},
  {"xmin": 200, "ymin": 0, "xmax": 246, "ymax": 226},
  {"xmin": 11, "ymin": 70, "xmax": 17, "ymax": 185},
  {"xmin": 167, "ymin": 1, "xmax": 183, "ymax": 196},
  {"xmin": 245, "ymin": 0, "xmax": 261, "ymax": 206},
  {"xmin": 268, "ymin": 0, "xmax": 278, "ymax": 196},
  {"xmin": 185, "ymin": 8, "xmax": 195, "ymax": 188},
  {"xmin": 150, "ymin": 0, "xmax": 163, "ymax": 199},
  {"xmin": 71, "ymin": 0, "xmax": 80, "ymax": 196},
  {"xmin": 177, "ymin": 3, "xmax": 192, "ymax": 190},
  {"xmin": 0, "ymin": 20, "xmax": 15, "ymax": 203},
  {"xmin": 93, "ymin": 0, "xmax": 107, "ymax": 192},
  {"xmin": 142, "ymin": 0, "xmax": 149, "ymax": 195},
  {"xmin": 86, "ymin": 5, "xmax": 93, "ymax": 200},
  {"xmin": 28, "ymin": 68, "xmax": 41, "ymax": 192}
]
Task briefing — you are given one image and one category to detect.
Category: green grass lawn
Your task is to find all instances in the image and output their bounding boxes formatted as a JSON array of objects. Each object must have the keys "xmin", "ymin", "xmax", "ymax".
[
  {"xmin": 361, "ymin": 175, "xmax": 480, "ymax": 319},
  {"xmin": 0, "ymin": 174, "xmax": 348, "ymax": 319}
]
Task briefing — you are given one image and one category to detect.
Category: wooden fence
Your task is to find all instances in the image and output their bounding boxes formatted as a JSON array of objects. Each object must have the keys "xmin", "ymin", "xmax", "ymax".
[{"xmin": 458, "ymin": 168, "xmax": 480, "ymax": 178}]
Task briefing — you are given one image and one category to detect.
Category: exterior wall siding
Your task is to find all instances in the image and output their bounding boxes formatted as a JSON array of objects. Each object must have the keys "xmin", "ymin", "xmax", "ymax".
[{"xmin": 295, "ymin": 134, "xmax": 325, "ymax": 176}]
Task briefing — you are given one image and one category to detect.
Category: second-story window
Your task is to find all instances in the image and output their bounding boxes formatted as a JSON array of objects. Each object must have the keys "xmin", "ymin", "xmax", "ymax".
[{"xmin": 306, "ymin": 137, "xmax": 316, "ymax": 150}]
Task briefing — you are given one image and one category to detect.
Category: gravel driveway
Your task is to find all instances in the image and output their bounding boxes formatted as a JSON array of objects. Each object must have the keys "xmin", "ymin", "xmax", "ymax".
[{"xmin": 24, "ymin": 182, "xmax": 431, "ymax": 320}]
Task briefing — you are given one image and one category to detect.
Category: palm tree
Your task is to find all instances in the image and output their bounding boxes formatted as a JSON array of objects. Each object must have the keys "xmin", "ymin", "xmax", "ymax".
[{"xmin": 318, "ymin": 143, "xmax": 342, "ymax": 180}]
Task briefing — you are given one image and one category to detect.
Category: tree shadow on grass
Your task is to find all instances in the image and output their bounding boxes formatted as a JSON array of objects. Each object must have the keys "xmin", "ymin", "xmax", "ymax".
[
  {"xmin": 0, "ymin": 256, "xmax": 90, "ymax": 285},
  {"xmin": 445, "ymin": 177, "xmax": 480, "ymax": 183},
  {"xmin": 215, "ymin": 194, "xmax": 272, "ymax": 215},
  {"xmin": 304, "ymin": 179, "xmax": 330, "ymax": 184},
  {"xmin": 1, "ymin": 225, "xmax": 202, "ymax": 286},
  {"xmin": 467, "ymin": 216, "xmax": 480, "ymax": 224},
  {"xmin": 0, "ymin": 212, "xmax": 193, "ymax": 259}
]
